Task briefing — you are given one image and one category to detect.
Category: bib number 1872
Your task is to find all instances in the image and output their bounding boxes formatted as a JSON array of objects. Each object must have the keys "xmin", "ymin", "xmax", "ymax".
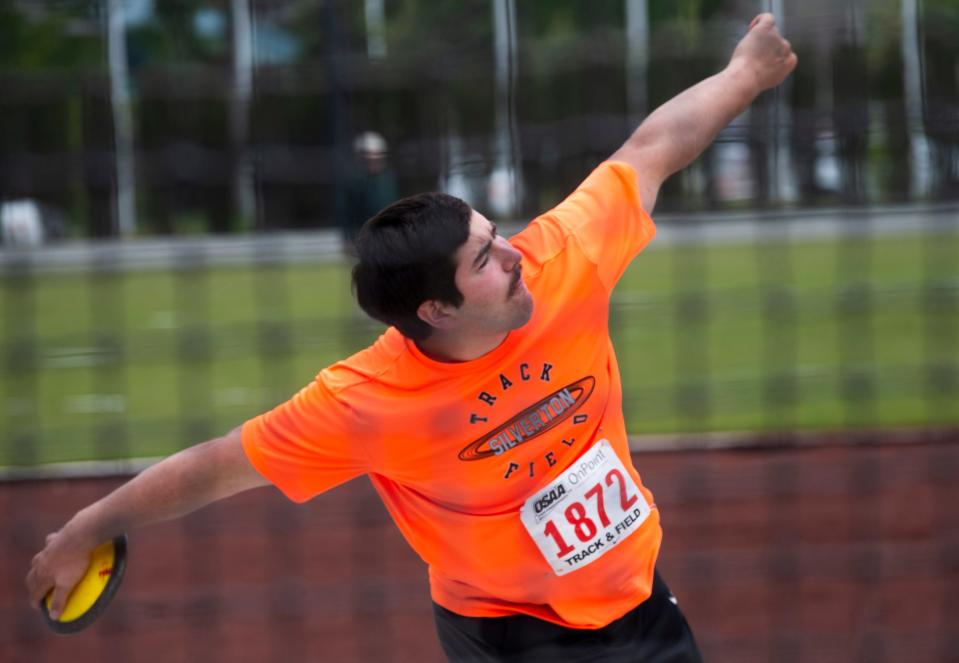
[
  {"xmin": 520, "ymin": 440, "xmax": 651, "ymax": 576},
  {"xmin": 541, "ymin": 468, "xmax": 637, "ymax": 557}
]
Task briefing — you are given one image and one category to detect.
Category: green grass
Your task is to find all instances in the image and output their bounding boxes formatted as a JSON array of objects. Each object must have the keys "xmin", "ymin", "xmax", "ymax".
[
  {"xmin": 613, "ymin": 231, "xmax": 958, "ymax": 433},
  {"xmin": 2, "ymin": 231, "xmax": 957, "ymax": 465}
]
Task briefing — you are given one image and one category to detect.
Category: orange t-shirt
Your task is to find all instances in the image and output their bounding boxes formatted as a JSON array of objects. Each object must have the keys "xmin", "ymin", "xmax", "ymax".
[{"xmin": 242, "ymin": 161, "xmax": 660, "ymax": 629}]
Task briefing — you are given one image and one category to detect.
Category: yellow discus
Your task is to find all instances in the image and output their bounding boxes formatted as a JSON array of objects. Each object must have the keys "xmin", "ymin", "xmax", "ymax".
[{"xmin": 41, "ymin": 534, "xmax": 127, "ymax": 634}]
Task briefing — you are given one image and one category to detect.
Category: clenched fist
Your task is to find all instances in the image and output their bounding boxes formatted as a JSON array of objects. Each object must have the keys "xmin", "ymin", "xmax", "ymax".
[
  {"xmin": 26, "ymin": 529, "xmax": 92, "ymax": 619},
  {"xmin": 730, "ymin": 13, "xmax": 798, "ymax": 92}
]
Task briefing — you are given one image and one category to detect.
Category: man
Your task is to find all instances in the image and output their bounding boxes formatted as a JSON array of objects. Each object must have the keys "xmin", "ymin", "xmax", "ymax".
[
  {"xmin": 342, "ymin": 131, "xmax": 399, "ymax": 246},
  {"xmin": 27, "ymin": 15, "xmax": 795, "ymax": 662}
]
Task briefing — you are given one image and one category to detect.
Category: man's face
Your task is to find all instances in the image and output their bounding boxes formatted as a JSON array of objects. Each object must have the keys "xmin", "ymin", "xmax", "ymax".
[
  {"xmin": 360, "ymin": 149, "xmax": 387, "ymax": 174},
  {"xmin": 449, "ymin": 209, "xmax": 534, "ymax": 335}
]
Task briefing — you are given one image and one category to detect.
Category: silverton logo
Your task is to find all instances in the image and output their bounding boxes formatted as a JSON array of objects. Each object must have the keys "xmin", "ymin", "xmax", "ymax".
[{"xmin": 458, "ymin": 377, "xmax": 595, "ymax": 461}]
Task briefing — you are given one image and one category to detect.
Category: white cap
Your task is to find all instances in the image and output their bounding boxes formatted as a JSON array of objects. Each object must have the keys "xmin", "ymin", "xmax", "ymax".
[{"xmin": 353, "ymin": 131, "xmax": 388, "ymax": 156}]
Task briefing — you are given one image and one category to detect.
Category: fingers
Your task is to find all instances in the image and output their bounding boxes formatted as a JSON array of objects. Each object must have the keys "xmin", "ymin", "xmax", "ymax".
[
  {"xmin": 27, "ymin": 558, "xmax": 73, "ymax": 620},
  {"xmin": 27, "ymin": 532, "xmax": 70, "ymax": 614},
  {"xmin": 46, "ymin": 582, "xmax": 71, "ymax": 620},
  {"xmin": 25, "ymin": 559, "xmax": 53, "ymax": 611}
]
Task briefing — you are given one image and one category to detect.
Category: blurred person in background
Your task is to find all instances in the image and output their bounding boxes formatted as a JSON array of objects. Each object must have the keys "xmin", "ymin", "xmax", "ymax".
[
  {"xmin": 27, "ymin": 15, "xmax": 796, "ymax": 662},
  {"xmin": 342, "ymin": 130, "xmax": 398, "ymax": 247}
]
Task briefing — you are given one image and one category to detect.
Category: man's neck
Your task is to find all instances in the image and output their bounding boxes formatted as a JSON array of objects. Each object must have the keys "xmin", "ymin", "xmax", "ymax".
[{"xmin": 414, "ymin": 329, "xmax": 509, "ymax": 363}]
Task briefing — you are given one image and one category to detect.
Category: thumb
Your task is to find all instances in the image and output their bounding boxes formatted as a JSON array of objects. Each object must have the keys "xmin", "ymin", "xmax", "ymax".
[{"xmin": 749, "ymin": 13, "xmax": 773, "ymax": 30}]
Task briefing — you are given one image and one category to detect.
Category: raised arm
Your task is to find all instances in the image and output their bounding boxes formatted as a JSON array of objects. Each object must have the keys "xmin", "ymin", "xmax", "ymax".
[
  {"xmin": 25, "ymin": 427, "xmax": 268, "ymax": 619},
  {"xmin": 611, "ymin": 13, "xmax": 797, "ymax": 214}
]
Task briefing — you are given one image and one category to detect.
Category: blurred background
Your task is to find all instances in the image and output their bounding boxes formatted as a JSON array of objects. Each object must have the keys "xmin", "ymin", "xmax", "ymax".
[{"xmin": 1, "ymin": 1, "xmax": 957, "ymax": 662}]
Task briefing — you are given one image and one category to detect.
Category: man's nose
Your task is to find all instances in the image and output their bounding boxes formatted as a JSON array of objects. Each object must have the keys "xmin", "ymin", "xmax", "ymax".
[{"xmin": 498, "ymin": 240, "xmax": 522, "ymax": 270}]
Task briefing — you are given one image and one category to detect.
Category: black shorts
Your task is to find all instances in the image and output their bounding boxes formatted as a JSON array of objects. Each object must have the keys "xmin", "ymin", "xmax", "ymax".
[{"xmin": 433, "ymin": 570, "xmax": 702, "ymax": 663}]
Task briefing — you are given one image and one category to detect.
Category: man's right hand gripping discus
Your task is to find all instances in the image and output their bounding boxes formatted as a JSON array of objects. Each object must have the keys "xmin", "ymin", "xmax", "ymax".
[{"xmin": 41, "ymin": 534, "xmax": 127, "ymax": 634}]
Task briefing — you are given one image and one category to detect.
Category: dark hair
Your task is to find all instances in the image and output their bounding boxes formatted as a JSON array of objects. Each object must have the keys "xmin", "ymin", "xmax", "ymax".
[{"xmin": 352, "ymin": 192, "xmax": 472, "ymax": 341}]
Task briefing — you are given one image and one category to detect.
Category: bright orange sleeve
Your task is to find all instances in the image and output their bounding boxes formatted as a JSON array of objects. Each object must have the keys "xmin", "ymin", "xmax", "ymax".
[
  {"xmin": 241, "ymin": 376, "xmax": 369, "ymax": 503},
  {"xmin": 515, "ymin": 161, "xmax": 655, "ymax": 292}
]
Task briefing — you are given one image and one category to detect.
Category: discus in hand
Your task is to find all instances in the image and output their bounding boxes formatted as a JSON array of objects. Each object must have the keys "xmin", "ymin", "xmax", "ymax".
[{"xmin": 41, "ymin": 534, "xmax": 127, "ymax": 634}]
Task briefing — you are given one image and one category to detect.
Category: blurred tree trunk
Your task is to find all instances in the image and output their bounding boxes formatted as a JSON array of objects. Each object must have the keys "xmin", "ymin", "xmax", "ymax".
[
  {"xmin": 230, "ymin": 0, "xmax": 255, "ymax": 231},
  {"xmin": 108, "ymin": 0, "xmax": 137, "ymax": 236}
]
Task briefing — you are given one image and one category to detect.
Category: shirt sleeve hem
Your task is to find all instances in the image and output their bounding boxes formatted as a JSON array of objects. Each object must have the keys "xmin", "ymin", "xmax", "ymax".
[{"xmin": 240, "ymin": 418, "xmax": 313, "ymax": 504}]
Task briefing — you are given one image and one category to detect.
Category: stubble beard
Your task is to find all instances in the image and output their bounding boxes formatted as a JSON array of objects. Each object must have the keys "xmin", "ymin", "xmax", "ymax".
[
  {"xmin": 510, "ymin": 286, "xmax": 534, "ymax": 330},
  {"xmin": 507, "ymin": 267, "xmax": 533, "ymax": 326}
]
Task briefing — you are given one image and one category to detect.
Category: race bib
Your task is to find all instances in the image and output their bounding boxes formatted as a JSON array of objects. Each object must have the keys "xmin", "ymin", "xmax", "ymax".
[{"xmin": 520, "ymin": 439, "xmax": 650, "ymax": 576}]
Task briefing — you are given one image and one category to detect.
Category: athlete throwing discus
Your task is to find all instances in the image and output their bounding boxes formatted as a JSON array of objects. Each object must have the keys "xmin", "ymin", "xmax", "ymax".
[{"xmin": 28, "ymin": 15, "xmax": 795, "ymax": 661}]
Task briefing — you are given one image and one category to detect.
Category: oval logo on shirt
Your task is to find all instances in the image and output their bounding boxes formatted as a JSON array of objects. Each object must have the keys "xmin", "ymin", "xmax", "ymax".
[{"xmin": 458, "ymin": 376, "xmax": 595, "ymax": 461}]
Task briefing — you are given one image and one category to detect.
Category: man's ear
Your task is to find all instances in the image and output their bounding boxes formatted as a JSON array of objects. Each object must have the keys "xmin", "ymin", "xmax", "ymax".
[{"xmin": 417, "ymin": 299, "xmax": 457, "ymax": 330}]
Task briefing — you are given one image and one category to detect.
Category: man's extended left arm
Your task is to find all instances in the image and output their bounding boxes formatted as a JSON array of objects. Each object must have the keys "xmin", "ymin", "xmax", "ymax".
[{"xmin": 611, "ymin": 13, "xmax": 797, "ymax": 215}]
